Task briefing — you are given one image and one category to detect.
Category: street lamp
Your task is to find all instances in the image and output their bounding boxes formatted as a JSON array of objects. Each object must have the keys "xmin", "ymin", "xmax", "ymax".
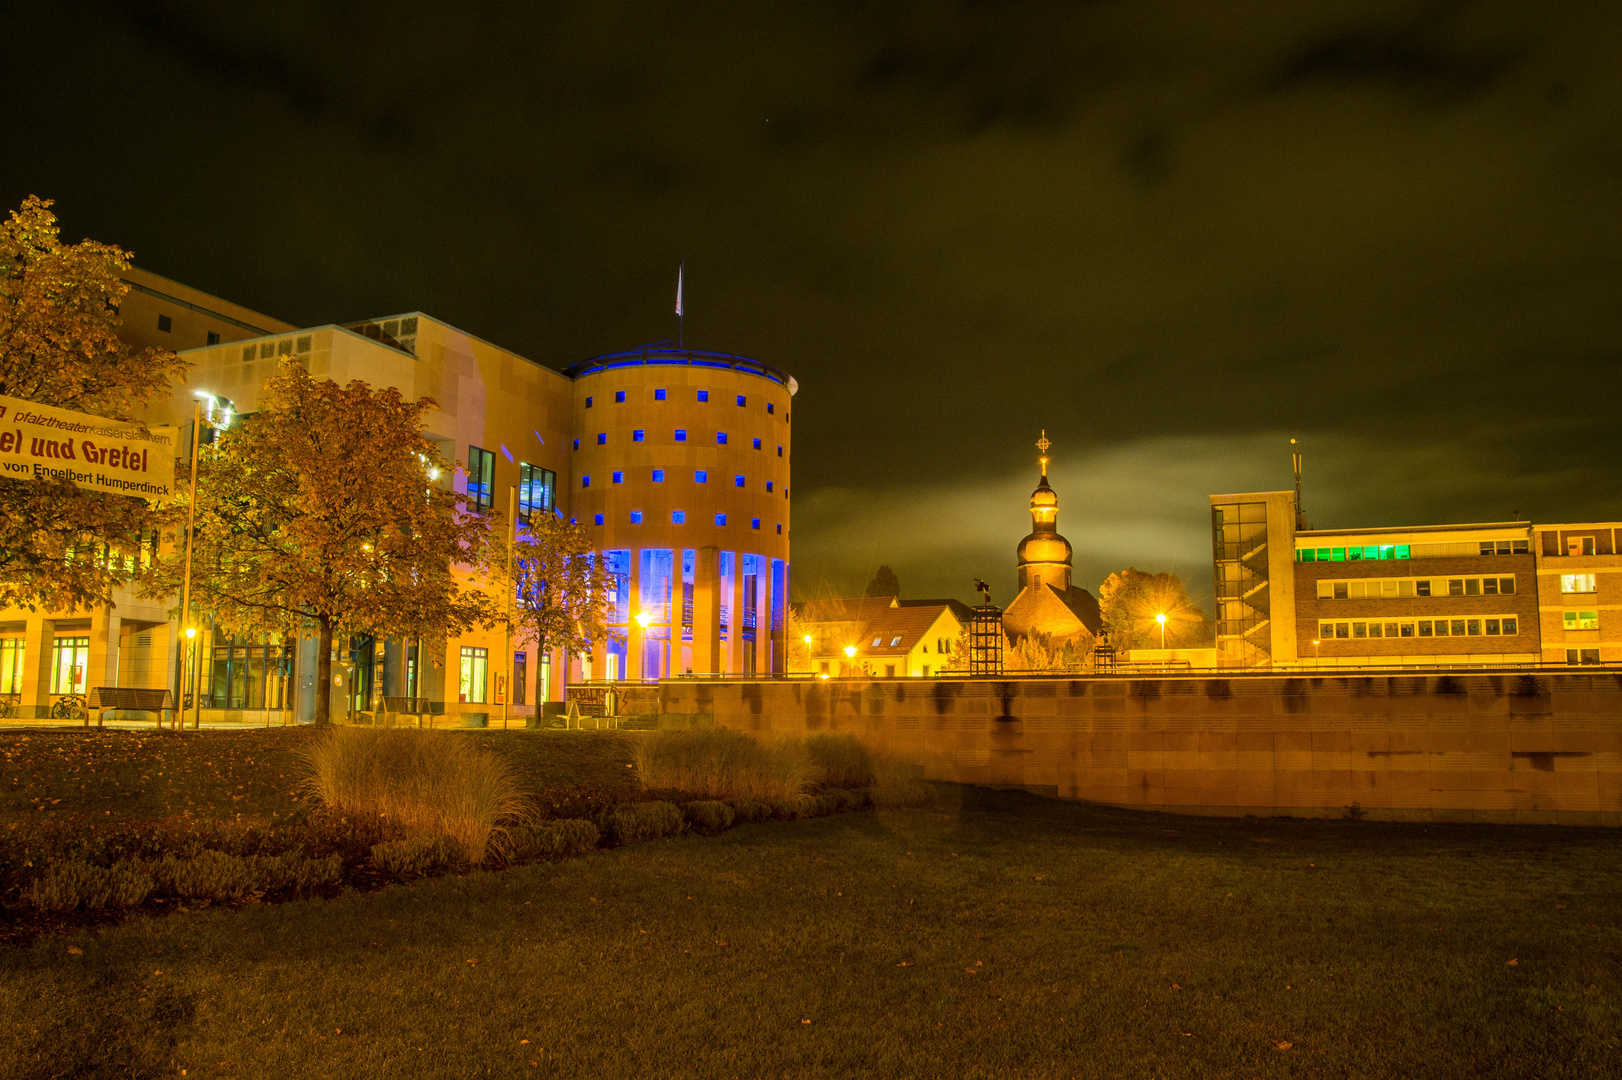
[
  {"xmin": 1312, "ymin": 638, "xmax": 1321, "ymax": 666},
  {"xmin": 635, "ymin": 610, "xmax": 655, "ymax": 629},
  {"xmin": 1155, "ymin": 612, "xmax": 1167, "ymax": 650}
]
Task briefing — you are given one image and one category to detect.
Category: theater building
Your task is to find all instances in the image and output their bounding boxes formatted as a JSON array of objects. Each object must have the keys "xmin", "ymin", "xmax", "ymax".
[{"xmin": 0, "ymin": 275, "xmax": 795, "ymax": 725}]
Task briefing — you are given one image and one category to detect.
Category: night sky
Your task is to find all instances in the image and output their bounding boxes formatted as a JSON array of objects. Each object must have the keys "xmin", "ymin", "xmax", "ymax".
[{"xmin": 7, "ymin": 1, "xmax": 1621, "ymax": 609}]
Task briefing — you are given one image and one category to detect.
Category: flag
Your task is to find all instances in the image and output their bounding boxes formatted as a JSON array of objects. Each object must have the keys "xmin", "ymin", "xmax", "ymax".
[{"xmin": 675, "ymin": 262, "xmax": 684, "ymax": 317}]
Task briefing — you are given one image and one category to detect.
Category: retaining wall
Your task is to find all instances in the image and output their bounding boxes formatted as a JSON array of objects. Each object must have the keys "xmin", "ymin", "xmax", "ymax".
[{"xmin": 655, "ymin": 672, "xmax": 1622, "ymax": 825}]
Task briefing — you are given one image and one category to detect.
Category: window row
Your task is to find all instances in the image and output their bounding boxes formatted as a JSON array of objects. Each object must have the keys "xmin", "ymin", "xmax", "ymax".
[
  {"xmin": 582, "ymin": 471, "xmax": 786, "ymax": 496},
  {"xmin": 577, "ymin": 432, "xmax": 783, "ymax": 455},
  {"xmin": 1315, "ymin": 576, "xmax": 1516, "ymax": 600},
  {"xmin": 1297, "ymin": 539, "xmax": 1528, "ymax": 562},
  {"xmin": 585, "ymin": 389, "xmax": 781, "ymax": 418},
  {"xmin": 581, "ymin": 511, "xmax": 781, "ymax": 533},
  {"xmin": 1317, "ymin": 617, "xmax": 1520, "ymax": 640}
]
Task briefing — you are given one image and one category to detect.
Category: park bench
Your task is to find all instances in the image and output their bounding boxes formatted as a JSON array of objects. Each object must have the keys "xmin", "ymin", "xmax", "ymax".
[
  {"xmin": 87, "ymin": 686, "xmax": 175, "ymax": 729},
  {"xmin": 378, "ymin": 696, "xmax": 446, "ymax": 728}
]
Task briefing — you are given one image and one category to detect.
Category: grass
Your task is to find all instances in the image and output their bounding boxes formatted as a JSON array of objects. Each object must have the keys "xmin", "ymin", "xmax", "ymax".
[
  {"xmin": 300, "ymin": 728, "xmax": 530, "ymax": 862},
  {"xmin": 631, "ymin": 727, "xmax": 814, "ymax": 801},
  {"xmin": 3, "ymin": 787, "xmax": 1618, "ymax": 1078}
]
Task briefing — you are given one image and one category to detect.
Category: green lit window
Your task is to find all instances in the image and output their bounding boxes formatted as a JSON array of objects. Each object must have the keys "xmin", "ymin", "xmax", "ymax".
[
  {"xmin": 50, "ymin": 636, "xmax": 89, "ymax": 695},
  {"xmin": 1331, "ymin": 548, "xmax": 1346, "ymax": 561},
  {"xmin": 1564, "ymin": 611, "xmax": 1600, "ymax": 631},
  {"xmin": 0, "ymin": 638, "xmax": 23, "ymax": 695},
  {"xmin": 459, "ymin": 646, "xmax": 489, "ymax": 703}
]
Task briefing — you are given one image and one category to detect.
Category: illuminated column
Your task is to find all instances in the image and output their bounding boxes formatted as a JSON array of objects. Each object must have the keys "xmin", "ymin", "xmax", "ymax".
[
  {"xmin": 625, "ymin": 552, "xmax": 642, "ymax": 682},
  {"xmin": 693, "ymin": 545, "xmax": 720, "ymax": 674},
  {"xmin": 21, "ymin": 614, "xmax": 53, "ymax": 714}
]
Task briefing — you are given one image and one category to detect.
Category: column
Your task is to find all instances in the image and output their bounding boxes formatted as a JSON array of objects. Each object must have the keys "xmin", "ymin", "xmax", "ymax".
[
  {"xmin": 692, "ymin": 545, "xmax": 720, "ymax": 674},
  {"xmin": 21, "ymin": 614, "xmax": 54, "ymax": 717}
]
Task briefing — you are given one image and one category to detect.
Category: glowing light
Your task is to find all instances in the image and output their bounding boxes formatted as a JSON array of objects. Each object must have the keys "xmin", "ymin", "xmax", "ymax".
[
  {"xmin": 843, "ymin": 645, "xmax": 857, "ymax": 658},
  {"xmin": 818, "ymin": 673, "xmax": 831, "ymax": 680},
  {"xmin": 803, "ymin": 634, "xmax": 813, "ymax": 645},
  {"xmin": 635, "ymin": 610, "xmax": 655, "ymax": 628},
  {"xmin": 184, "ymin": 627, "xmax": 196, "ymax": 640},
  {"xmin": 1156, "ymin": 613, "xmax": 1167, "ymax": 626}
]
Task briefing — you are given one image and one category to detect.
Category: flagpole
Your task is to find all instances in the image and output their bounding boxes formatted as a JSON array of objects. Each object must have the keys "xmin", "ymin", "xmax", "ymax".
[{"xmin": 676, "ymin": 261, "xmax": 685, "ymax": 347}]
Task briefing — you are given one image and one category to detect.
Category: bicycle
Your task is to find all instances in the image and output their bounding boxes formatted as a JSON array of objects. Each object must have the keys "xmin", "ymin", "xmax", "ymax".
[{"xmin": 50, "ymin": 694, "xmax": 86, "ymax": 720}]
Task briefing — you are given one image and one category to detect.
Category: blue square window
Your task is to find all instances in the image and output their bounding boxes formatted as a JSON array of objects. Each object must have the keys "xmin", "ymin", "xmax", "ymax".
[
  {"xmin": 675, "ymin": 429, "xmax": 687, "ymax": 442},
  {"xmin": 672, "ymin": 511, "xmax": 685, "ymax": 524},
  {"xmin": 717, "ymin": 432, "xmax": 728, "ymax": 445},
  {"xmin": 596, "ymin": 433, "xmax": 606, "ymax": 445},
  {"xmin": 697, "ymin": 390, "xmax": 709, "ymax": 402},
  {"xmin": 767, "ymin": 403, "xmax": 775, "ymax": 414},
  {"xmin": 751, "ymin": 518, "xmax": 761, "ymax": 530},
  {"xmin": 654, "ymin": 388, "xmax": 666, "ymax": 401},
  {"xmin": 615, "ymin": 391, "xmax": 625, "ymax": 403},
  {"xmin": 776, "ymin": 523, "xmax": 782, "ymax": 534},
  {"xmin": 734, "ymin": 475, "xmax": 745, "ymax": 487},
  {"xmin": 585, "ymin": 396, "xmax": 593, "ymax": 408},
  {"xmin": 736, "ymin": 394, "xmax": 746, "ymax": 407},
  {"xmin": 752, "ymin": 438, "xmax": 762, "ymax": 449},
  {"xmin": 633, "ymin": 429, "xmax": 644, "ymax": 442},
  {"xmin": 715, "ymin": 513, "xmax": 727, "ymax": 526},
  {"xmin": 582, "ymin": 476, "xmax": 591, "ymax": 488},
  {"xmin": 593, "ymin": 514, "xmax": 603, "ymax": 525},
  {"xmin": 572, "ymin": 438, "xmax": 579, "ymax": 450},
  {"xmin": 695, "ymin": 470, "xmax": 707, "ymax": 483},
  {"xmin": 630, "ymin": 510, "xmax": 642, "ymax": 524},
  {"xmin": 612, "ymin": 471, "xmax": 624, "ymax": 484},
  {"xmin": 652, "ymin": 469, "xmax": 665, "ymax": 482},
  {"xmin": 766, "ymin": 481, "xmax": 773, "ymax": 492}
]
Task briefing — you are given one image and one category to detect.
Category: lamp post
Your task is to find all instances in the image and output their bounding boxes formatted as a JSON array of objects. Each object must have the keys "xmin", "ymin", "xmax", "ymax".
[
  {"xmin": 843, "ymin": 643, "xmax": 856, "ymax": 677},
  {"xmin": 177, "ymin": 392, "xmax": 231, "ymax": 731},
  {"xmin": 1312, "ymin": 638, "xmax": 1321, "ymax": 667},
  {"xmin": 1155, "ymin": 612, "xmax": 1167, "ymax": 653}
]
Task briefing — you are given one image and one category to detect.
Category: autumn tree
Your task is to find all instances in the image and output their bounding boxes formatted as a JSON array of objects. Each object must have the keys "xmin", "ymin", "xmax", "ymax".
[
  {"xmin": 864, "ymin": 564, "xmax": 901, "ymax": 598},
  {"xmin": 1098, "ymin": 568, "xmax": 1211, "ymax": 651},
  {"xmin": 485, "ymin": 509, "xmax": 618, "ymax": 693},
  {"xmin": 0, "ymin": 196, "xmax": 187, "ymax": 610},
  {"xmin": 145, "ymin": 359, "xmax": 499, "ymax": 724}
]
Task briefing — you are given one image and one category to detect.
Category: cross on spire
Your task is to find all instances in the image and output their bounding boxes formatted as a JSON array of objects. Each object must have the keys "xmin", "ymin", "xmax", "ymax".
[{"xmin": 1037, "ymin": 429, "xmax": 1051, "ymax": 477}]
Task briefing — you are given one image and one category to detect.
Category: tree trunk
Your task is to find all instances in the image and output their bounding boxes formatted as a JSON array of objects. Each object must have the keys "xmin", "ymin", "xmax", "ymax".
[{"xmin": 315, "ymin": 616, "xmax": 334, "ymax": 726}]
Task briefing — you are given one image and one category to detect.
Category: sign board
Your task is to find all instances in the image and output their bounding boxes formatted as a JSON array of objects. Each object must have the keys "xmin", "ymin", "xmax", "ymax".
[{"xmin": 0, "ymin": 395, "xmax": 177, "ymax": 499}]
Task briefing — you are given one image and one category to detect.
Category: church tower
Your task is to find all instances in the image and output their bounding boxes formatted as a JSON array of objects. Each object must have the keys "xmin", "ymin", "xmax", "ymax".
[
  {"xmin": 1016, "ymin": 431, "xmax": 1074, "ymax": 593},
  {"xmin": 1003, "ymin": 430, "xmax": 1101, "ymax": 649}
]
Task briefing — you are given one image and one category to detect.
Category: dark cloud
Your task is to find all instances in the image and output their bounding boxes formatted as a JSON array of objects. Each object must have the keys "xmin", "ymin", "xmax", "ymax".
[{"xmin": 5, "ymin": 0, "xmax": 1620, "ymax": 605}]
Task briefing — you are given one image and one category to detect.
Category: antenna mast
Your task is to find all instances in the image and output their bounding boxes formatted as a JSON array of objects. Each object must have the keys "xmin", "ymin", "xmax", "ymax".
[{"xmin": 1291, "ymin": 438, "xmax": 1307, "ymax": 531}]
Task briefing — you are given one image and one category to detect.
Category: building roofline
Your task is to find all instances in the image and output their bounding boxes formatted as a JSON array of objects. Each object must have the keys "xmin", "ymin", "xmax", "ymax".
[
  {"xmin": 564, "ymin": 342, "xmax": 798, "ymax": 395},
  {"xmin": 1298, "ymin": 522, "xmax": 1532, "ymax": 538}
]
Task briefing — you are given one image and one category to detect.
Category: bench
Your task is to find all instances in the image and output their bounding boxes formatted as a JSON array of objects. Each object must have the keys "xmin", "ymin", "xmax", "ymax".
[
  {"xmin": 87, "ymin": 687, "xmax": 175, "ymax": 729},
  {"xmin": 378, "ymin": 697, "xmax": 446, "ymax": 728}
]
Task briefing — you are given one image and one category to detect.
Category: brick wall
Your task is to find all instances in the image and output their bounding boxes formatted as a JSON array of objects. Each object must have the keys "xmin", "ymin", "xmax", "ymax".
[{"xmin": 657, "ymin": 672, "xmax": 1622, "ymax": 825}]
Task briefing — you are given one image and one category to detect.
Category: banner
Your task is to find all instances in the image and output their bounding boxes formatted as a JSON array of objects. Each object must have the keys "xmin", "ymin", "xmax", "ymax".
[{"xmin": 0, "ymin": 395, "xmax": 177, "ymax": 499}]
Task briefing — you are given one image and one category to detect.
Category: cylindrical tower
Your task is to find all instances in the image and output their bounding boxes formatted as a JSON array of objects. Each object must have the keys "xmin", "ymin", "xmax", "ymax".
[{"xmin": 563, "ymin": 345, "xmax": 796, "ymax": 681}]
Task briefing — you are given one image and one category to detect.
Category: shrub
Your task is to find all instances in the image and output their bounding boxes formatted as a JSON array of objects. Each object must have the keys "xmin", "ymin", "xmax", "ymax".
[
  {"xmin": 153, "ymin": 849, "xmax": 342, "ymax": 901},
  {"xmin": 684, "ymin": 800, "xmax": 735, "ymax": 836},
  {"xmin": 370, "ymin": 834, "xmax": 462, "ymax": 876},
  {"xmin": 506, "ymin": 819, "xmax": 600, "ymax": 863},
  {"xmin": 300, "ymin": 728, "xmax": 529, "ymax": 863},
  {"xmin": 729, "ymin": 798, "xmax": 774, "ymax": 824},
  {"xmin": 822, "ymin": 787, "xmax": 862, "ymax": 812},
  {"xmin": 602, "ymin": 800, "xmax": 685, "ymax": 845},
  {"xmin": 632, "ymin": 728, "xmax": 813, "ymax": 801},
  {"xmin": 24, "ymin": 859, "xmax": 154, "ymax": 912},
  {"xmin": 805, "ymin": 734, "xmax": 875, "ymax": 788}
]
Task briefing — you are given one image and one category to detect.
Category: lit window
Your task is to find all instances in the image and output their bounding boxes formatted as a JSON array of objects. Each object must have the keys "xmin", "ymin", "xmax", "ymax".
[
  {"xmin": 597, "ymin": 433, "xmax": 606, "ymax": 445},
  {"xmin": 571, "ymin": 517, "xmax": 578, "ymax": 525},
  {"xmin": 594, "ymin": 514, "xmax": 603, "ymax": 525},
  {"xmin": 777, "ymin": 446, "xmax": 783, "ymax": 457},
  {"xmin": 615, "ymin": 391, "xmax": 626, "ymax": 403},
  {"xmin": 517, "ymin": 463, "xmax": 555, "ymax": 523},
  {"xmin": 767, "ymin": 403, "xmax": 775, "ymax": 414},
  {"xmin": 715, "ymin": 514, "xmax": 726, "ymax": 526},
  {"xmin": 586, "ymin": 396, "xmax": 593, "ymax": 408},
  {"xmin": 697, "ymin": 390, "xmax": 709, "ymax": 402},
  {"xmin": 737, "ymin": 395, "xmax": 746, "ymax": 406},
  {"xmin": 572, "ymin": 439, "xmax": 579, "ymax": 451},
  {"xmin": 652, "ymin": 469, "xmax": 665, "ymax": 482},
  {"xmin": 612, "ymin": 472, "xmax": 623, "ymax": 484},
  {"xmin": 633, "ymin": 430, "xmax": 645, "ymax": 442},
  {"xmin": 766, "ymin": 481, "xmax": 773, "ymax": 492},
  {"xmin": 672, "ymin": 511, "xmax": 685, "ymax": 524},
  {"xmin": 655, "ymin": 388, "xmax": 666, "ymax": 400},
  {"xmin": 752, "ymin": 518, "xmax": 761, "ymax": 530},
  {"xmin": 582, "ymin": 476, "xmax": 591, "ymax": 488},
  {"xmin": 753, "ymin": 438, "xmax": 762, "ymax": 449},
  {"xmin": 718, "ymin": 432, "xmax": 728, "ymax": 445},
  {"xmin": 695, "ymin": 470, "xmax": 707, "ymax": 483},
  {"xmin": 891, "ymin": 637, "xmax": 902, "ymax": 646},
  {"xmin": 1561, "ymin": 573, "xmax": 1596, "ymax": 594},
  {"xmin": 735, "ymin": 475, "xmax": 745, "ymax": 487},
  {"xmin": 1565, "ymin": 611, "xmax": 1600, "ymax": 630},
  {"xmin": 630, "ymin": 511, "xmax": 642, "ymax": 524},
  {"xmin": 49, "ymin": 636, "xmax": 89, "ymax": 695},
  {"xmin": 458, "ymin": 647, "xmax": 488, "ymax": 704},
  {"xmin": 675, "ymin": 429, "xmax": 687, "ymax": 442},
  {"xmin": 776, "ymin": 523, "xmax": 782, "ymax": 534},
  {"xmin": 466, "ymin": 446, "xmax": 496, "ymax": 513},
  {"xmin": 872, "ymin": 637, "xmax": 882, "ymax": 646}
]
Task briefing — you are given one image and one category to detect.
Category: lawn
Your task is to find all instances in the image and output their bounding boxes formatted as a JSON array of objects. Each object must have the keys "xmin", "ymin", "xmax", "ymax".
[{"xmin": 3, "ymin": 782, "xmax": 1619, "ymax": 1079}]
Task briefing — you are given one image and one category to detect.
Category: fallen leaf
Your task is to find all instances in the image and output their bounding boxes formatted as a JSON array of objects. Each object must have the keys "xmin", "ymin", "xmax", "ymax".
[
  {"xmin": 897, "ymin": 961, "xmax": 913, "ymax": 967},
  {"xmin": 802, "ymin": 1019, "xmax": 811, "ymax": 1024},
  {"xmin": 1171, "ymin": 984, "xmax": 1182, "ymax": 990},
  {"xmin": 1507, "ymin": 958, "xmax": 1519, "ymax": 966},
  {"xmin": 1275, "ymin": 1041, "xmax": 1293, "ymax": 1050},
  {"xmin": 66, "ymin": 946, "xmax": 83, "ymax": 955},
  {"xmin": 1181, "ymin": 1033, "xmax": 1193, "ymax": 1037},
  {"xmin": 520, "ymin": 1039, "xmax": 530, "ymax": 1045}
]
